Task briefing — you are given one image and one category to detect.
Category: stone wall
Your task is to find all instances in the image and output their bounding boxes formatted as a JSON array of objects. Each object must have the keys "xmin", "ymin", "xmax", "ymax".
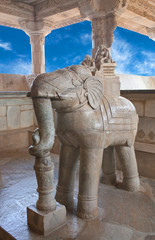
[
  {"xmin": 0, "ymin": 92, "xmax": 36, "ymax": 152},
  {"xmin": 121, "ymin": 90, "xmax": 155, "ymax": 179},
  {"xmin": 0, "ymin": 73, "xmax": 36, "ymax": 92}
]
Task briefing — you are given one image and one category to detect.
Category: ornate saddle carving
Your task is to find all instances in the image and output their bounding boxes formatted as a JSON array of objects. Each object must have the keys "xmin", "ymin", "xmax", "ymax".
[{"xmin": 101, "ymin": 95, "xmax": 138, "ymax": 131}]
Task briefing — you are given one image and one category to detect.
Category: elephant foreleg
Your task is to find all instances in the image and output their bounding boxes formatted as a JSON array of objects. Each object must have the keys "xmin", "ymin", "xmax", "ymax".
[
  {"xmin": 101, "ymin": 146, "xmax": 116, "ymax": 185},
  {"xmin": 55, "ymin": 144, "xmax": 79, "ymax": 209},
  {"xmin": 77, "ymin": 148, "xmax": 103, "ymax": 219},
  {"xmin": 115, "ymin": 145, "xmax": 140, "ymax": 192}
]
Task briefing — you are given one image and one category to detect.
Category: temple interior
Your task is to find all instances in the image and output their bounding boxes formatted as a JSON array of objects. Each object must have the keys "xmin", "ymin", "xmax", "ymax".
[{"xmin": 0, "ymin": 0, "xmax": 155, "ymax": 239}]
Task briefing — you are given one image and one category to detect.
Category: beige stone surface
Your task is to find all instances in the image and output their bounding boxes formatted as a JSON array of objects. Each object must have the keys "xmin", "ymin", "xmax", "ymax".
[
  {"xmin": 0, "ymin": 97, "xmax": 32, "ymax": 106},
  {"xmin": 7, "ymin": 106, "xmax": 20, "ymax": 129},
  {"xmin": 136, "ymin": 117, "xmax": 155, "ymax": 144},
  {"xmin": 132, "ymin": 101, "xmax": 144, "ymax": 116},
  {"xmin": 119, "ymin": 75, "xmax": 155, "ymax": 90},
  {"xmin": 0, "ymin": 129, "xmax": 31, "ymax": 151},
  {"xmin": 0, "ymin": 74, "xmax": 29, "ymax": 91},
  {"xmin": 135, "ymin": 142, "xmax": 155, "ymax": 154},
  {"xmin": 0, "ymin": 117, "xmax": 7, "ymax": 131},
  {"xmin": 145, "ymin": 100, "xmax": 155, "ymax": 118},
  {"xmin": 136, "ymin": 150, "xmax": 155, "ymax": 179},
  {"xmin": 21, "ymin": 110, "xmax": 34, "ymax": 128},
  {"xmin": 27, "ymin": 204, "xmax": 66, "ymax": 236},
  {"xmin": 21, "ymin": 105, "xmax": 33, "ymax": 110},
  {"xmin": 121, "ymin": 90, "xmax": 155, "ymax": 179},
  {"xmin": 0, "ymin": 151, "xmax": 155, "ymax": 240},
  {"xmin": 0, "ymin": 106, "xmax": 6, "ymax": 117}
]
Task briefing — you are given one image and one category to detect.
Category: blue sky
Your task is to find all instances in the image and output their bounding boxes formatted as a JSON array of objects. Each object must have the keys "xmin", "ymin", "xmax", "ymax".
[{"xmin": 0, "ymin": 20, "xmax": 155, "ymax": 76}]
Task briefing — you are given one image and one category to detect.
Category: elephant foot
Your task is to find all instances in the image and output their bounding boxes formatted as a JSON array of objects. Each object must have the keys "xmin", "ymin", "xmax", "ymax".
[
  {"xmin": 55, "ymin": 188, "xmax": 74, "ymax": 210},
  {"xmin": 77, "ymin": 195, "xmax": 98, "ymax": 219},
  {"xmin": 123, "ymin": 176, "xmax": 140, "ymax": 192},
  {"xmin": 101, "ymin": 173, "xmax": 116, "ymax": 185},
  {"xmin": 116, "ymin": 176, "xmax": 140, "ymax": 192}
]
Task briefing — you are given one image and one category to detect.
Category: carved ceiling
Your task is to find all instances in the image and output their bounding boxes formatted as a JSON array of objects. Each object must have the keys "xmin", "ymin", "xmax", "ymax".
[{"xmin": 0, "ymin": 0, "xmax": 155, "ymax": 38}]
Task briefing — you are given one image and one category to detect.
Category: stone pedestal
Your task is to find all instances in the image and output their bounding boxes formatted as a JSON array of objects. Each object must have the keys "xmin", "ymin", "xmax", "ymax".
[
  {"xmin": 26, "ymin": 150, "xmax": 66, "ymax": 235},
  {"xmin": 27, "ymin": 203, "xmax": 66, "ymax": 236},
  {"xmin": 96, "ymin": 62, "xmax": 120, "ymax": 97}
]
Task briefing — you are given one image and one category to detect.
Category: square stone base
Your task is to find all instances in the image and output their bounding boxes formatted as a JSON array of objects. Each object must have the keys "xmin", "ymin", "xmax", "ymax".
[{"xmin": 27, "ymin": 203, "xmax": 66, "ymax": 236}]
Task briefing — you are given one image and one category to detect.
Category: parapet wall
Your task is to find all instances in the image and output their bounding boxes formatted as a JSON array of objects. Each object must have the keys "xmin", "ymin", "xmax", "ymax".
[
  {"xmin": 121, "ymin": 90, "xmax": 155, "ymax": 179},
  {"xmin": 0, "ymin": 74, "xmax": 35, "ymax": 92},
  {"xmin": 0, "ymin": 92, "xmax": 36, "ymax": 151}
]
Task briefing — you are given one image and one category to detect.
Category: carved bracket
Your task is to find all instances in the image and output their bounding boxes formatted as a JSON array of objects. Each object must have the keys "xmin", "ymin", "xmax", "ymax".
[{"xmin": 78, "ymin": 0, "xmax": 129, "ymax": 19}]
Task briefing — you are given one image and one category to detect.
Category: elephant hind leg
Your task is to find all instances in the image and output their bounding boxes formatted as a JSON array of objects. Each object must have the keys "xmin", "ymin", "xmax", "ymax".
[
  {"xmin": 115, "ymin": 145, "xmax": 140, "ymax": 192},
  {"xmin": 55, "ymin": 144, "xmax": 79, "ymax": 210},
  {"xmin": 101, "ymin": 146, "xmax": 116, "ymax": 185}
]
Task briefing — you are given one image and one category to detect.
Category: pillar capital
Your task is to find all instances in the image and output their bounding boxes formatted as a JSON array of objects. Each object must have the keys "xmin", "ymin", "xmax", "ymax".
[
  {"xmin": 19, "ymin": 19, "xmax": 52, "ymax": 74},
  {"xmin": 146, "ymin": 27, "xmax": 155, "ymax": 41},
  {"xmin": 19, "ymin": 19, "xmax": 52, "ymax": 37}
]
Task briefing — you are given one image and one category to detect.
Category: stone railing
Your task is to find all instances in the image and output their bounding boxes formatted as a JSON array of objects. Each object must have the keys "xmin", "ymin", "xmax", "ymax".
[{"xmin": 121, "ymin": 90, "xmax": 155, "ymax": 179}]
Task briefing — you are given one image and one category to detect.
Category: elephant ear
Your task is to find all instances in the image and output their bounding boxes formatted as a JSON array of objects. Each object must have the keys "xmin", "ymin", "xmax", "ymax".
[{"xmin": 83, "ymin": 76, "xmax": 103, "ymax": 109}]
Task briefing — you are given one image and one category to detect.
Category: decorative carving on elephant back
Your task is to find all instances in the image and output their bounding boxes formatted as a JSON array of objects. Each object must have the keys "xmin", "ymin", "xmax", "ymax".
[{"xmin": 29, "ymin": 45, "xmax": 140, "ymax": 219}]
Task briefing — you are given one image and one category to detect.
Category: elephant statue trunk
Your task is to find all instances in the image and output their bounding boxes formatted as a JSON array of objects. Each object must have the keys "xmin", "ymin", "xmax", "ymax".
[
  {"xmin": 29, "ymin": 97, "xmax": 56, "ymax": 212},
  {"xmin": 29, "ymin": 97, "xmax": 55, "ymax": 157}
]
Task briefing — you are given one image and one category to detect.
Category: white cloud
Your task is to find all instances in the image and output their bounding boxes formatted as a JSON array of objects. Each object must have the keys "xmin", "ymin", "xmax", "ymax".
[
  {"xmin": 12, "ymin": 59, "xmax": 32, "ymax": 75},
  {"xmin": 134, "ymin": 61, "xmax": 155, "ymax": 75},
  {"xmin": 111, "ymin": 34, "xmax": 155, "ymax": 76},
  {"xmin": 111, "ymin": 36, "xmax": 134, "ymax": 74},
  {"xmin": 72, "ymin": 55, "xmax": 82, "ymax": 63},
  {"xmin": 141, "ymin": 51, "xmax": 155, "ymax": 60},
  {"xmin": 0, "ymin": 40, "xmax": 12, "ymax": 51},
  {"xmin": 0, "ymin": 59, "xmax": 32, "ymax": 75},
  {"xmin": 80, "ymin": 33, "xmax": 92, "ymax": 45},
  {"xmin": 52, "ymin": 57, "xmax": 57, "ymax": 62}
]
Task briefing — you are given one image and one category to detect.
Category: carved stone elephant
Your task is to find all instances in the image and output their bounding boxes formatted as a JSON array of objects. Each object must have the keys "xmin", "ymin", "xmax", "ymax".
[{"xmin": 30, "ymin": 64, "xmax": 140, "ymax": 219}]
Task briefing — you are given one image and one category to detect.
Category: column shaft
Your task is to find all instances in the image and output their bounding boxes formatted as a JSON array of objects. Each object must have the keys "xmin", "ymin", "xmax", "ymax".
[
  {"xmin": 30, "ymin": 34, "xmax": 45, "ymax": 74},
  {"xmin": 91, "ymin": 14, "xmax": 117, "ymax": 58}
]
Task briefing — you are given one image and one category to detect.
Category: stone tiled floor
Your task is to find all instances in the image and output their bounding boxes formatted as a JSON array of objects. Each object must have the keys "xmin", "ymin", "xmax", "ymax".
[{"xmin": 0, "ymin": 150, "xmax": 155, "ymax": 240}]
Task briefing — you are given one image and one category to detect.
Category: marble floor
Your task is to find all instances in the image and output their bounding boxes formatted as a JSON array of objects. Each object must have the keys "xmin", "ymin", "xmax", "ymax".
[{"xmin": 0, "ymin": 150, "xmax": 155, "ymax": 240}]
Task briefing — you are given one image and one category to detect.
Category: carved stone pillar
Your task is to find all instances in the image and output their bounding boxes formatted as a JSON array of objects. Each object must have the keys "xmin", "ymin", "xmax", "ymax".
[
  {"xmin": 79, "ymin": 0, "xmax": 129, "ymax": 97},
  {"xmin": 78, "ymin": 0, "xmax": 129, "ymax": 58},
  {"xmin": 91, "ymin": 14, "xmax": 117, "ymax": 58},
  {"xmin": 19, "ymin": 19, "xmax": 52, "ymax": 74},
  {"xmin": 147, "ymin": 27, "xmax": 155, "ymax": 41},
  {"xmin": 30, "ymin": 34, "xmax": 45, "ymax": 74}
]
